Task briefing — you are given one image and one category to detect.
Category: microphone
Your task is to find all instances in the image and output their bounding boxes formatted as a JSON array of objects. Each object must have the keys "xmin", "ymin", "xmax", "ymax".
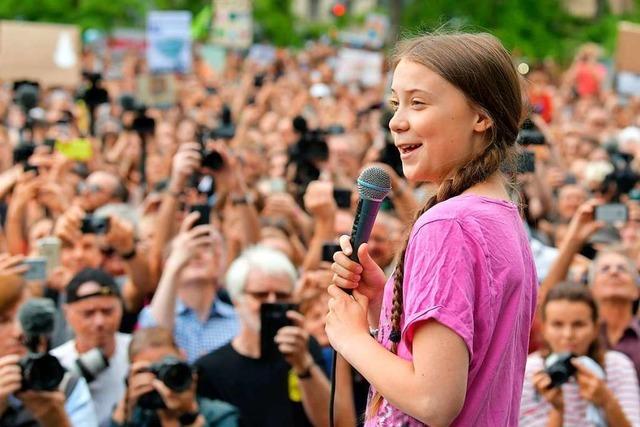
[
  {"xmin": 18, "ymin": 298, "xmax": 56, "ymax": 352},
  {"xmin": 349, "ymin": 166, "xmax": 392, "ymax": 265}
]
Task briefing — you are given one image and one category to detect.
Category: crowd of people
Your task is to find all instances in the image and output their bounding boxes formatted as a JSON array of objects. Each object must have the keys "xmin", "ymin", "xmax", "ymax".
[{"xmin": 0, "ymin": 32, "xmax": 638, "ymax": 426}]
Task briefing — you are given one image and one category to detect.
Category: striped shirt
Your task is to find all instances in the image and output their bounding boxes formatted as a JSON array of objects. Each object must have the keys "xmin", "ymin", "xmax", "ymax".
[
  {"xmin": 138, "ymin": 298, "xmax": 239, "ymax": 363},
  {"xmin": 519, "ymin": 351, "xmax": 640, "ymax": 427}
]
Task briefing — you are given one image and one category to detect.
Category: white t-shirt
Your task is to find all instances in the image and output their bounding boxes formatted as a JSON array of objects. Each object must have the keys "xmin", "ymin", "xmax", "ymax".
[{"xmin": 52, "ymin": 333, "xmax": 131, "ymax": 427}]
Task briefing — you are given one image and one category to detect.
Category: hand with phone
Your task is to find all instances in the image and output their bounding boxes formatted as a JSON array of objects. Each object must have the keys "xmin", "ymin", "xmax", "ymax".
[
  {"xmin": 0, "ymin": 253, "xmax": 28, "ymax": 276},
  {"xmin": 562, "ymin": 200, "xmax": 606, "ymax": 248},
  {"xmin": 163, "ymin": 212, "xmax": 217, "ymax": 274},
  {"xmin": 168, "ymin": 142, "xmax": 202, "ymax": 196},
  {"xmin": 303, "ymin": 181, "xmax": 337, "ymax": 226},
  {"xmin": 53, "ymin": 205, "xmax": 85, "ymax": 243},
  {"xmin": 272, "ymin": 309, "xmax": 315, "ymax": 373}
]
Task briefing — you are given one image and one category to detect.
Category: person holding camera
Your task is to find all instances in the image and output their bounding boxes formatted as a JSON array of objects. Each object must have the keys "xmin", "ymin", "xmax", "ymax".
[
  {"xmin": 51, "ymin": 268, "xmax": 131, "ymax": 427},
  {"xmin": 0, "ymin": 274, "xmax": 98, "ymax": 427},
  {"xmin": 195, "ymin": 246, "xmax": 349, "ymax": 427},
  {"xmin": 110, "ymin": 327, "xmax": 239, "ymax": 427},
  {"xmin": 519, "ymin": 282, "xmax": 640, "ymax": 426}
]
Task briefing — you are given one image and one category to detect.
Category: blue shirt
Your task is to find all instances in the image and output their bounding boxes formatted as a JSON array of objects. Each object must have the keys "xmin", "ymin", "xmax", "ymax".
[{"xmin": 138, "ymin": 299, "xmax": 239, "ymax": 363}]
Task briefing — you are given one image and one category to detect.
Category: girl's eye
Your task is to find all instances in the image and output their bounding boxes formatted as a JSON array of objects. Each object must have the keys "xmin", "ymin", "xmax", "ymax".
[
  {"xmin": 388, "ymin": 100, "xmax": 399, "ymax": 111},
  {"xmin": 411, "ymin": 99, "xmax": 425, "ymax": 107}
]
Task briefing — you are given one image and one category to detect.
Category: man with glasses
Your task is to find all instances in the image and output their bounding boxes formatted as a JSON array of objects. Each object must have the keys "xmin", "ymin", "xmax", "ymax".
[
  {"xmin": 195, "ymin": 245, "xmax": 331, "ymax": 427},
  {"xmin": 78, "ymin": 171, "xmax": 128, "ymax": 213},
  {"xmin": 590, "ymin": 250, "xmax": 640, "ymax": 381}
]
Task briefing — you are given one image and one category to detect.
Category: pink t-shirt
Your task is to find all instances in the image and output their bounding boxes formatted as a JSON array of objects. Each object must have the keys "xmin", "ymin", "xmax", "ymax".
[{"xmin": 365, "ymin": 194, "xmax": 538, "ymax": 426}]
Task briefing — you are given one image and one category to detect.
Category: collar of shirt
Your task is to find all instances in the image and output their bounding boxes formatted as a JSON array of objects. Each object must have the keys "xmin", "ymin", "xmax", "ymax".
[
  {"xmin": 626, "ymin": 317, "xmax": 640, "ymax": 338},
  {"xmin": 175, "ymin": 298, "xmax": 236, "ymax": 319}
]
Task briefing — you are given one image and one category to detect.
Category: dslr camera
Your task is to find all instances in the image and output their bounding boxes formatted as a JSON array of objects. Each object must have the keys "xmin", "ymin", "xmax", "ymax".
[
  {"xmin": 517, "ymin": 118, "xmax": 545, "ymax": 146},
  {"xmin": 137, "ymin": 357, "xmax": 193, "ymax": 410},
  {"xmin": 544, "ymin": 352, "xmax": 577, "ymax": 388},
  {"xmin": 20, "ymin": 352, "xmax": 66, "ymax": 391}
]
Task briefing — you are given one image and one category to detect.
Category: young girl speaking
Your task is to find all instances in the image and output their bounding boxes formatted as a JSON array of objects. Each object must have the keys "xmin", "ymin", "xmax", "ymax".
[{"xmin": 326, "ymin": 32, "xmax": 538, "ymax": 426}]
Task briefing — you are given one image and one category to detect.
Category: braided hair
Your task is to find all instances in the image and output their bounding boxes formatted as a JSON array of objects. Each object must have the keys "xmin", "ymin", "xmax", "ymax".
[{"xmin": 368, "ymin": 31, "xmax": 524, "ymax": 418}]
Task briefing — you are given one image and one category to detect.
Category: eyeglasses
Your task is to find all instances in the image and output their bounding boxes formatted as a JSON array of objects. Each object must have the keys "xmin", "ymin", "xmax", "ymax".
[
  {"xmin": 598, "ymin": 263, "xmax": 632, "ymax": 275},
  {"xmin": 77, "ymin": 182, "xmax": 105, "ymax": 194},
  {"xmin": 243, "ymin": 290, "xmax": 292, "ymax": 302}
]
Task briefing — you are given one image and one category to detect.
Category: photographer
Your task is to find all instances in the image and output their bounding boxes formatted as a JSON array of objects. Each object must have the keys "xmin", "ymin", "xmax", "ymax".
[
  {"xmin": 111, "ymin": 327, "xmax": 239, "ymax": 427},
  {"xmin": 0, "ymin": 274, "xmax": 97, "ymax": 427},
  {"xmin": 520, "ymin": 282, "xmax": 639, "ymax": 426},
  {"xmin": 195, "ymin": 246, "xmax": 354, "ymax": 427},
  {"xmin": 51, "ymin": 268, "xmax": 131, "ymax": 427}
]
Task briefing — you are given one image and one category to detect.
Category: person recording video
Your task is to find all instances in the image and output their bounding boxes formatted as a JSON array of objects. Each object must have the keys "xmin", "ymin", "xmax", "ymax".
[
  {"xmin": 0, "ymin": 273, "xmax": 97, "ymax": 427},
  {"xmin": 110, "ymin": 327, "xmax": 239, "ymax": 427},
  {"xmin": 520, "ymin": 282, "xmax": 639, "ymax": 426},
  {"xmin": 194, "ymin": 246, "xmax": 354, "ymax": 427}
]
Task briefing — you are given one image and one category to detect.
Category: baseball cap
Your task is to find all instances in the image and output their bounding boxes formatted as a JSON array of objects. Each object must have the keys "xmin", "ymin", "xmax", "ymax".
[{"xmin": 66, "ymin": 268, "xmax": 121, "ymax": 304}]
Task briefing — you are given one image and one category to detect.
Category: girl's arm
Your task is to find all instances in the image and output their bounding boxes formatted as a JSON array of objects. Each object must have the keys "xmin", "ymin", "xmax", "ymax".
[{"xmin": 342, "ymin": 319, "xmax": 469, "ymax": 427}]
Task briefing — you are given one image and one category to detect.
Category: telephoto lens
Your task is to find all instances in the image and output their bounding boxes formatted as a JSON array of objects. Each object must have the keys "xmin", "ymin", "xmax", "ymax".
[{"xmin": 151, "ymin": 357, "xmax": 193, "ymax": 392}]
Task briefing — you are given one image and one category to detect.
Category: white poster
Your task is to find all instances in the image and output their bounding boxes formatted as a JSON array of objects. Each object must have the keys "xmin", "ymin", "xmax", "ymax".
[
  {"xmin": 147, "ymin": 11, "xmax": 192, "ymax": 73},
  {"xmin": 335, "ymin": 48, "xmax": 384, "ymax": 87},
  {"xmin": 210, "ymin": 0, "xmax": 253, "ymax": 49}
]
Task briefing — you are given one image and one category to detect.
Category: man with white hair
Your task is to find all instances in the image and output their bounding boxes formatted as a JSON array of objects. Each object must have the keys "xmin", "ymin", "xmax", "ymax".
[
  {"xmin": 195, "ymin": 245, "xmax": 331, "ymax": 427},
  {"xmin": 590, "ymin": 250, "xmax": 640, "ymax": 381}
]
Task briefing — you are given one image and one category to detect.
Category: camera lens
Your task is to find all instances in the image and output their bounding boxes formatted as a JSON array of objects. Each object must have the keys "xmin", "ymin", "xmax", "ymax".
[
  {"xmin": 156, "ymin": 358, "xmax": 192, "ymax": 392},
  {"xmin": 20, "ymin": 353, "xmax": 66, "ymax": 391},
  {"xmin": 202, "ymin": 150, "xmax": 224, "ymax": 171}
]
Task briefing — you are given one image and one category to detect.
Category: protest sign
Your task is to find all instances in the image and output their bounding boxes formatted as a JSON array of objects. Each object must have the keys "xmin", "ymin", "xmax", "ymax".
[
  {"xmin": 147, "ymin": 11, "xmax": 193, "ymax": 73},
  {"xmin": 335, "ymin": 48, "xmax": 384, "ymax": 87},
  {"xmin": 0, "ymin": 21, "xmax": 80, "ymax": 87},
  {"xmin": 199, "ymin": 44, "xmax": 227, "ymax": 73},
  {"xmin": 137, "ymin": 73, "xmax": 177, "ymax": 108},
  {"xmin": 210, "ymin": 0, "xmax": 253, "ymax": 49}
]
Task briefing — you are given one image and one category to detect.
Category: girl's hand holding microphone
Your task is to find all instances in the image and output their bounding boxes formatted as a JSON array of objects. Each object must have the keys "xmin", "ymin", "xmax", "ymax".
[{"xmin": 326, "ymin": 235, "xmax": 388, "ymax": 354}]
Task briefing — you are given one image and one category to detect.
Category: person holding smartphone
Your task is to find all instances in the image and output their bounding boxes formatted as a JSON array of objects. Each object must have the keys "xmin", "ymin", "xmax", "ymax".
[{"xmin": 195, "ymin": 246, "xmax": 354, "ymax": 427}]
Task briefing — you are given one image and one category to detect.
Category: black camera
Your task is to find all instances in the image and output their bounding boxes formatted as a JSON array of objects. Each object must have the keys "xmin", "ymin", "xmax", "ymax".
[
  {"xmin": 81, "ymin": 215, "xmax": 111, "ymax": 234},
  {"xmin": 544, "ymin": 352, "xmax": 577, "ymax": 389},
  {"xmin": 19, "ymin": 352, "xmax": 66, "ymax": 391},
  {"xmin": 13, "ymin": 142, "xmax": 36, "ymax": 164},
  {"xmin": 517, "ymin": 118, "xmax": 545, "ymax": 146},
  {"xmin": 137, "ymin": 357, "xmax": 193, "ymax": 410}
]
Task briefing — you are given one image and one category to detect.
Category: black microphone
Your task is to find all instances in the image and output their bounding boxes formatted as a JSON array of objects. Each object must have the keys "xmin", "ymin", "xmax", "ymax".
[
  {"xmin": 18, "ymin": 298, "xmax": 56, "ymax": 352},
  {"xmin": 330, "ymin": 167, "xmax": 391, "ymax": 427},
  {"xmin": 349, "ymin": 166, "xmax": 392, "ymax": 264}
]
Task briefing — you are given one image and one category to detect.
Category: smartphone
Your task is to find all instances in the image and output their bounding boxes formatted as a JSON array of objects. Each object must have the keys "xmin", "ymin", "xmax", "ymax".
[
  {"xmin": 595, "ymin": 204, "xmax": 628, "ymax": 224},
  {"xmin": 36, "ymin": 237, "xmax": 61, "ymax": 275},
  {"xmin": 516, "ymin": 151, "xmax": 535, "ymax": 174},
  {"xmin": 260, "ymin": 303, "xmax": 299, "ymax": 360},
  {"xmin": 54, "ymin": 139, "xmax": 93, "ymax": 161},
  {"xmin": 333, "ymin": 188, "xmax": 352, "ymax": 209},
  {"xmin": 22, "ymin": 257, "xmax": 47, "ymax": 281},
  {"xmin": 81, "ymin": 215, "xmax": 111, "ymax": 234},
  {"xmin": 189, "ymin": 204, "xmax": 210, "ymax": 227},
  {"xmin": 321, "ymin": 243, "xmax": 341, "ymax": 263},
  {"xmin": 23, "ymin": 163, "xmax": 39, "ymax": 175}
]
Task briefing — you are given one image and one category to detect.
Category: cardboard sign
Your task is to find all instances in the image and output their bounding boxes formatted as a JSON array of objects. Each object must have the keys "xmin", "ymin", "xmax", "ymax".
[
  {"xmin": 0, "ymin": 21, "xmax": 80, "ymax": 87},
  {"xmin": 210, "ymin": 0, "xmax": 253, "ymax": 49},
  {"xmin": 147, "ymin": 11, "xmax": 193, "ymax": 73},
  {"xmin": 616, "ymin": 21, "xmax": 640, "ymax": 74},
  {"xmin": 136, "ymin": 73, "xmax": 177, "ymax": 108},
  {"xmin": 335, "ymin": 48, "xmax": 384, "ymax": 87}
]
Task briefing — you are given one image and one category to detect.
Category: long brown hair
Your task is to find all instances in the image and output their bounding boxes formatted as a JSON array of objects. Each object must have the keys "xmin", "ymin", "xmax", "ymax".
[
  {"xmin": 540, "ymin": 282, "xmax": 605, "ymax": 366},
  {"xmin": 369, "ymin": 31, "xmax": 523, "ymax": 416}
]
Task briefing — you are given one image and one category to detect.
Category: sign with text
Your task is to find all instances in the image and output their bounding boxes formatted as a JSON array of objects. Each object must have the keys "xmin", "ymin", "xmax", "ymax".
[
  {"xmin": 147, "ymin": 11, "xmax": 192, "ymax": 73},
  {"xmin": 0, "ymin": 21, "xmax": 80, "ymax": 87},
  {"xmin": 210, "ymin": 0, "xmax": 253, "ymax": 49},
  {"xmin": 335, "ymin": 48, "xmax": 384, "ymax": 87}
]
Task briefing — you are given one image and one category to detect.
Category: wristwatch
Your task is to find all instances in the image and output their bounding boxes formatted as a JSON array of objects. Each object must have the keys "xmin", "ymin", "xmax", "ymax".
[{"xmin": 178, "ymin": 410, "xmax": 200, "ymax": 426}]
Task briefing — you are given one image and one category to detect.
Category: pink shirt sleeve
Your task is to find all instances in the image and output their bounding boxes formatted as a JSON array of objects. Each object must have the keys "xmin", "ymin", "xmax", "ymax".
[{"xmin": 401, "ymin": 218, "xmax": 489, "ymax": 360}]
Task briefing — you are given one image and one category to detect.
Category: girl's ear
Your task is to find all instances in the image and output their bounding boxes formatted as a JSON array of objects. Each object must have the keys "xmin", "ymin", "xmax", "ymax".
[{"xmin": 473, "ymin": 111, "xmax": 493, "ymax": 133}]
